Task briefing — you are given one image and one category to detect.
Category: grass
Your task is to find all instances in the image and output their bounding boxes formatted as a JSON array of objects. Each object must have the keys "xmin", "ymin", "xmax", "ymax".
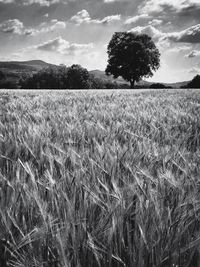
[{"xmin": 0, "ymin": 89, "xmax": 200, "ymax": 267}]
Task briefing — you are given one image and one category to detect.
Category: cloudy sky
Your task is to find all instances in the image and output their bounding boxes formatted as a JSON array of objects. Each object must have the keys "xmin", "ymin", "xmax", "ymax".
[{"xmin": 0, "ymin": 0, "xmax": 200, "ymax": 82}]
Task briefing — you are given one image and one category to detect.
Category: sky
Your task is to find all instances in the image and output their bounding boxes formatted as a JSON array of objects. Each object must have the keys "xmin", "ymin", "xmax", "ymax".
[{"xmin": 0, "ymin": 0, "xmax": 200, "ymax": 82}]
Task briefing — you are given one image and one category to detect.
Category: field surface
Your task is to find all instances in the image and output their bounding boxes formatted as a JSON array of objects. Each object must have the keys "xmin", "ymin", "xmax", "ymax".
[{"xmin": 0, "ymin": 89, "xmax": 200, "ymax": 267}]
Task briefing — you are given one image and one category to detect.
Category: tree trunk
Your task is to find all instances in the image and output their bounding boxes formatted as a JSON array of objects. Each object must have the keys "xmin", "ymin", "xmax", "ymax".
[{"xmin": 130, "ymin": 79, "xmax": 135, "ymax": 89}]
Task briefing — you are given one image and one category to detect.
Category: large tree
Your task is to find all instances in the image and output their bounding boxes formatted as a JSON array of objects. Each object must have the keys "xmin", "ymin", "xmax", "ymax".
[{"xmin": 105, "ymin": 32, "xmax": 160, "ymax": 88}]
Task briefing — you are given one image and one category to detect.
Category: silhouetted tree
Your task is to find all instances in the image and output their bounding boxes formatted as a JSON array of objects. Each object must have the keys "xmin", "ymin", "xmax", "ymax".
[
  {"xmin": 0, "ymin": 71, "xmax": 5, "ymax": 80},
  {"xmin": 20, "ymin": 65, "xmax": 69, "ymax": 89},
  {"xmin": 67, "ymin": 64, "xmax": 90, "ymax": 89},
  {"xmin": 105, "ymin": 32, "xmax": 160, "ymax": 88},
  {"xmin": 150, "ymin": 83, "xmax": 166, "ymax": 89},
  {"xmin": 185, "ymin": 74, "xmax": 200, "ymax": 88}
]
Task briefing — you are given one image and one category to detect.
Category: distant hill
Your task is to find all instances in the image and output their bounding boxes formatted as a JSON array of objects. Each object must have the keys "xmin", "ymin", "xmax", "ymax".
[
  {"xmin": 90, "ymin": 70, "xmax": 128, "ymax": 84},
  {"xmin": 0, "ymin": 60, "xmax": 54, "ymax": 72},
  {"xmin": 90, "ymin": 70, "xmax": 189, "ymax": 88},
  {"xmin": 163, "ymin": 81, "xmax": 189, "ymax": 89},
  {"xmin": 0, "ymin": 60, "xmax": 56, "ymax": 88}
]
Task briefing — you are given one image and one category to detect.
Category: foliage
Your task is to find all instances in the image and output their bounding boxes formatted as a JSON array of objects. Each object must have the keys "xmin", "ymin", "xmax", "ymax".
[
  {"xmin": 105, "ymin": 32, "xmax": 160, "ymax": 88},
  {"xmin": 0, "ymin": 70, "xmax": 6, "ymax": 80},
  {"xmin": 19, "ymin": 64, "xmax": 129, "ymax": 89},
  {"xmin": 150, "ymin": 83, "xmax": 172, "ymax": 89},
  {"xmin": 19, "ymin": 65, "xmax": 69, "ymax": 89},
  {"xmin": 0, "ymin": 89, "xmax": 200, "ymax": 266},
  {"xmin": 66, "ymin": 64, "xmax": 90, "ymax": 89},
  {"xmin": 0, "ymin": 71, "xmax": 18, "ymax": 89},
  {"xmin": 183, "ymin": 74, "xmax": 200, "ymax": 88}
]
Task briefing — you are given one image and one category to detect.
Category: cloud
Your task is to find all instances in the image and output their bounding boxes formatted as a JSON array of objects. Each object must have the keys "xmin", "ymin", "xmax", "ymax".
[
  {"xmin": 140, "ymin": 0, "xmax": 200, "ymax": 14},
  {"xmin": 129, "ymin": 23, "xmax": 200, "ymax": 44},
  {"xmin": 148, "ymin": 19, "xmax": 163, "ymax": 26},
  {"xmin": 186, "ymin": 50, "xmax": 200, "ymax": 58},
  {"xmin": 168, "ymin": 45, "xmax": 191, "ymax": 53},
  {"xmin": 125, "ymin": 14, "xmax": 149, "ymax": 25},
  {"xmin": 167, "ymin": 24, "xmax": 200, "ymax": 43},
  {"xmin": 71, "ymin": 10, "xmax": 121, "ymax": 25},
  {"xmin": 37, "ymin": 19, "xmax": 66, "ymax": 34},
  {"xmin": 36, "ymin": 36, "xmax": 94, "ymax": 55},
  {"xmin": 0, "ymin": 0, "xmax": 62, "ymax": 6},
  {"xmin": 0, "ymin": 18, "xmax": 66, "ymax": 35},
  {"xmin": 104, "ymin": 0, "xmax": 123, "ymax": 2},
  {"xmin": 0, "ymin": 0, "xmax": 14, "ymax": 3},
  {"xmin": 0, "ymin": 19, "xmax": 33, "ymax": 35},
  {"xmin": 189, "ymin": 66, "xmax": 200, "ymax": 74},
  {"xmin": 71, "ymin": 10, "xmax": 91, "ymax": 24},
  {"xmin": 104, "ymin": 0, "xmax": 116, "ymax": 2},
  {"xmin": 129, "ymin": 25, "xmax": 164, "ymax": 40}
]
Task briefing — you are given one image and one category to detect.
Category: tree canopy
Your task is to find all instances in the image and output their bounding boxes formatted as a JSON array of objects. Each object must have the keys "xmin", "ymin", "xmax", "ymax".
[
  {"xmin": 184, "ymin": 75, "xmax": 200, "ymax": 88},
  {"xmin": 19, "ymin": 65, "xmax": 92, "ymax": 89},
  {"xmin": 0, "ymin": 70, "xmax": 5, "ymax": 80},
  {"xmin": 105, "ymin": 32, "xmax": 160, "ymax": 88}
]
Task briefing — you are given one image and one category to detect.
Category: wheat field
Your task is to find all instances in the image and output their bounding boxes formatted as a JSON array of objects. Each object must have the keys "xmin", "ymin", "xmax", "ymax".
[{"xmin": 0, "ymin": 89, "xmax": 200, "ymax": 267}]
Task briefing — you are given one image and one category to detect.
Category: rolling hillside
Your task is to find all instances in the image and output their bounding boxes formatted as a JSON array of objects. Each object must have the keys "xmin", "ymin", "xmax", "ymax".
[{"xmin": 0, "ymin": 60, "xmax": 54, "ymax": 72}]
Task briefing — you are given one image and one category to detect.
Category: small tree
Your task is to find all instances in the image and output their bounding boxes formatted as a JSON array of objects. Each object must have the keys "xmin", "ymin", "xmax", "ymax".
[
  {"xmin": 105, "ymin": 32, "xmax": 160, "ymax": 88},
  {"xmin": 0, "ymin": 71, "xmax": 5, "ymax": 80},
  {"xmin": 67, "ymin": 64, "xmax": 90, "ymax": 89},
  {"xmin": 186, "ymin": 75, "xmax": 200, "ymax": 88}
]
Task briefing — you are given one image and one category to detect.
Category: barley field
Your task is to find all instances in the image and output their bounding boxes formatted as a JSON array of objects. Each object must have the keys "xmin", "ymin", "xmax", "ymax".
[{"xmin": 0, "ymin": 89, "xmax": 200, "ymax": 267}]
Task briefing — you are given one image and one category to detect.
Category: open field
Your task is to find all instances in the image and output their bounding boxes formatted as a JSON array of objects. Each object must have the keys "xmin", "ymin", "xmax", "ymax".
[{"xmin": 0, "ymin": 89, "xmax": 200, "ymax": 267}]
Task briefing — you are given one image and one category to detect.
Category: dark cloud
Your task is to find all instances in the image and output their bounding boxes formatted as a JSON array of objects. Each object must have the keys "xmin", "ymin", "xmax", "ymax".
[
  {"xmin": 129, "ymin": 23, "xmax": 200, "ymax": 45},
  {"xmin": 168, "ymin": 24, "xmax": 200, "ymax": 43},
  {"xmin": 139, "ymin": 0, "xmax": 200, "ymax": 28}
]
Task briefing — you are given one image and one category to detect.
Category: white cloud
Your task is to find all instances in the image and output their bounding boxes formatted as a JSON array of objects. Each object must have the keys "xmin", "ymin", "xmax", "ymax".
[
  {"xmin": 167, "ymin": 24, "xmax": 200, "ymax": 43},
  {"xmin": 148, "ymin": 19, "xmax": 163, "ymax": 26},
  {"xmin": 37, "ymin": 36, "xmax": 94, "ymax": 55},
  {"xmin": 104, "ymin": 0, "xmax": 121, "ymax": 2},
  {"xmin": 71, "ymin": 10, "xmax": 121, "ymax": 25},
  {"xmin": 100, "ymin": 15, "xmax": 121, "ymax": 24},
  {"xmin": 189, "ymin": 67, "xmax": 200, "ymax": 74},
  {"xmin": 168, "ymin": 45, "xmax": 191, "ymax": 53},
  {"xmin": 104, "ymin": 0, "xmax": 116, "ymax": 2},
  {"xmin": 129, "ymin": 25, "xmax": 165, "ymax": 40},
  {"xmin": 0, "ymin": 19, "xmax": 29, "ymax": 35},
  {"xmin": 140, "ymin": 0, "xmax": 200, "ymax": 14},
  {"xmin": 71, "ymin": 10, "xmax": 91, "ymax": 24},
  {"xmin": 129, "ymin": 24, "xmax": 200, "ymax": 44},
  {"xmin": 41, "ymin": 19, "xmax": 66, "ymax": 31},
  {"xmin": 0, "ymin": 18, "xmax": 66, "ymax": 35},
  {"xmin": 0, "ymin": 0, "xmax": 14, "ymax": 3},
  {"xmin": 186, "ymin": 50, "xmax": 200, "ymax": 58},
  {"xmin": 0, "ymin": 0, "xmax": 61, "ymax": 5},
  {"xmin": 125, "ymin": 14, "xmax": 149, "ymax": 25}
]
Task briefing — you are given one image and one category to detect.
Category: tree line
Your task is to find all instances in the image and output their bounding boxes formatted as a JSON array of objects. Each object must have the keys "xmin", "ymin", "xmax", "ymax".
[{"xmin": 18, "ymin": 64, "xmax": 129, "ymax": 90}]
